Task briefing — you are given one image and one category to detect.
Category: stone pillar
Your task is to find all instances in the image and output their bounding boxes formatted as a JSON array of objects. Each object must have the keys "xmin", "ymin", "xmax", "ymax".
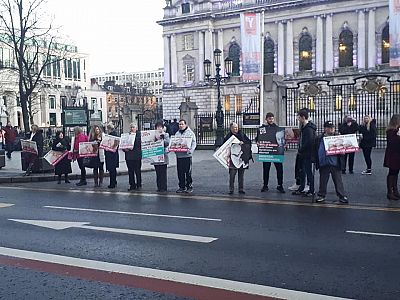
[
  {"xmin": 368, "ymin": 9, "xmax": 376, "ymax": 69},
  {"xmin": 198, "ymin": 31, "xmax": 205, "ymax": 82},
  {"xmin": 277, "ymin": 21, "xmax": 285, "ymax": 76},
  {"xmin": 316, "ymin": 16, "xmax": 324, "ymax": 73},
  {"xmin": 163, "ymin": 35, "xmax": 171, "ymax": 84},
  {"xmin": 170, "ymin": 34, "xmax": 178, "ymax": 84},
  {"xmin": 325, "ymin": 14, "xmax": 333, "ymax": 72},
  {"xmin": 205, "ymin": 29, "xmax": 214, "ymax": 76},
  {"xmin": 179, "ymin": 101, "xmax": 198, "ymax": 130},
  {"xmin": 286, "ymin": 20, "xmax": 294, "ymax": 75},
  {"xmin": 218, "ymin": 29, "xmax": 225, "ymax": 75},
  {"xmin": 357, "ymin": 10, "xmax": 366, "ymax": 70}
]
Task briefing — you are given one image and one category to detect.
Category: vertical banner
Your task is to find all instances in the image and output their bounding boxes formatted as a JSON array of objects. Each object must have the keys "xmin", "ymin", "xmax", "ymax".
[
  {"xmin": 240, "ymin": 12, "xmax": 261, "ymax": 81},
  {"xmin": 256, "ymin": 126, "xmax": 285, "ymax": 163},
  {"xmin": 390, "ymin": 0, "xmax": 400, "ymax": 66}
]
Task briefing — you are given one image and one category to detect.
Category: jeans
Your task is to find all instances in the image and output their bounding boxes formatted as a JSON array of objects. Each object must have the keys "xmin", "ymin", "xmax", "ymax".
[
  {"xmin": 229, "ymin": 168, "xmax": 245, "ymax": 191},
  {"xmin": 155, "ymin": 164, "xmax": 167, "ymax": 191},
  {"xmin": 299, "ymin": 157, "xmax": 314, "ymax": 193},
  {"xmin": 262, "ymin": 162, "xmax": 283, "ymax": 187},
  {"xmin": 342, "ymin": 153, "xmax": 355, "ymax": 172},
  {"xmin": 77, "ymin": 158, "xmax": 87, "ymax": 182},
  {"xmin": 127, "ymin": 160, "xmax": 142, "ymax": 187},
  {"xmin": 177, "ymin": 157, "xmax": 192, "ymax": 189},
  {"xmin": 318, "ymin": 166, "xmax": 346, "ymax": 198},
  {"xmin": 362, "ymin": 147, "xmax": 372, "ymax": 170}
]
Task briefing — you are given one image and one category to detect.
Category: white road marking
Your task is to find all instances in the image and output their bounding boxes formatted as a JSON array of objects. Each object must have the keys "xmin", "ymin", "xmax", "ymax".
[
  {"xmin": 44, "ymin": 205, "xmax": 221, "ymax": 222},
  {"xmin": 0, "ymin": 246, "xmax": 351, "ymax": 300},
  {"xmin": 0, "ymin": 203, "xmax": 14, "ymax": 208},
  {"xmin": 8, "ymin": 219, "xmax": 217, "ymax": 243},
  {"xmin": 346, "ymin": 230, "xmax": 400, "ymax": 238}
]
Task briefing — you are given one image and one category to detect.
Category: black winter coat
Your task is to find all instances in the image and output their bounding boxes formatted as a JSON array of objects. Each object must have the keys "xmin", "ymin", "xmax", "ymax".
[
  {"xmin": 29, "ymin": 130, "xmax": 44, "ymax": 157},
  {"xmin": 298, "ymin": 122, "xmax": 317, "ymax": 159},
  {"xmin": 224, "ymin": 130, "xmax": 252, "ymax": 167},
  {"xmin": 52, "ymin": 137, "xmax": 72, "ymax": 175},
  {"xmin": 105, "ymin": 130, "xmax": 119, "ymax": 171},
  {"xmin": 313, "ymin": 134, "xmax": 344, "ymax": 170},
  {"xmin": 124, "ymin": 133, "xmax": 142, "ymax": 161},
  {"xmin": 339, "ymin": 121, "xmax": 359, "ymax": 135},
  {"xmin": 359, "ymin": 120, "xmax": 377, "ymax": 148}
]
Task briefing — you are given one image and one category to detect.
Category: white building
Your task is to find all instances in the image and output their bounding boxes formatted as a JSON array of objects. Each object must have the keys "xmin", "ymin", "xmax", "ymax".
[{"xmin": 158, "ymin": 0, "xmax": 395, "ymax": 121}]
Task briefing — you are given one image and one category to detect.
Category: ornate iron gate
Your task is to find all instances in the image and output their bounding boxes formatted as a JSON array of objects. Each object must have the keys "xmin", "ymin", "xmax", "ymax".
[{"xmin": 285, "ymin": 75, "xmax": 400, "ymax": 148}]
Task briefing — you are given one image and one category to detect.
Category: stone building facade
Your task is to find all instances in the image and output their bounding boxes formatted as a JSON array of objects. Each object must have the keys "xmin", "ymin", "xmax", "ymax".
[{"xmin": 158, "ymin": 0, "xmax": 394, "ymax": 122}]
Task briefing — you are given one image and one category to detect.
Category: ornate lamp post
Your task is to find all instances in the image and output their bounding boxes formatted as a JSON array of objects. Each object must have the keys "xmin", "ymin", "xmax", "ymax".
[{"xmin": 204, "ymin": 49, "xmax": 233, "ymax": 147}]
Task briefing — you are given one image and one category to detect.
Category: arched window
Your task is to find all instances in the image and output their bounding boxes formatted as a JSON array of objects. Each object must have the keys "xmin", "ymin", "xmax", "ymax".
[
  {"xmin": 299, "ymin": 34, "xmax": 312, "ymax": 71},
  {"xmin": 229, "ymin": 43, "xmax": 241, "ymax": 76},
  {"xmin": 264, "ymin": 38, "xmax": 275, "ymax": 74},
  {"xmin": 339, "ymin": 29, "xmax": 353, "ymax": 67},
  {"xmin": 382, "ymin": 24, "xmax": 389, "ymax": 64}
]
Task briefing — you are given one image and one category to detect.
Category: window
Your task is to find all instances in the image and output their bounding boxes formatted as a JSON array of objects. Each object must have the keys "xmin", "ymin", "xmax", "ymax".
[
  {"xmin": 229, "ymin": 43, "xmax": 241, "ymax": 76},
  {"xmin": 182, "ymin": 2, "xmax": 190, "ymax": 14},
  {"xmin": 44, "ymin": 57, "xmax": 52, "ymax": 77},
  {"xmin": 49, "ymin": 96, "xmax": 56, "ymax": 109},
  {"xmin": 264, "ymin": 38, "xmax": 275, "ymax": 74},
  {"xmin": 235, "ymin": 95, "xmax": 242, "ymax": 113},
  {"xmin": 49, "ymin": 113, "xmax": 57, "ymax": 126},
  {"xmin": 183, "ymin": 34, "xmax": 194, "ymax": 50},
  {"xmin": 339, "ymin": 29, "xmax": 353, "ymax": 67},
  {"xmin": 53, "ymin": 57, "xmax": 61, "ymax": 78},
  {"xmin": 382, "ymin": 24, "xmax": 389, "ymax": 64},
  {"xmin": 224, "ymin": 95, "xmax": 231, "ymax": 111},
  {"xmin": 184, "ymin": 63, "xmax": 194, "ymax": 84},
  {"xmin": 299, "ymin": 34, "xmax": 312, "ymax": 71}
]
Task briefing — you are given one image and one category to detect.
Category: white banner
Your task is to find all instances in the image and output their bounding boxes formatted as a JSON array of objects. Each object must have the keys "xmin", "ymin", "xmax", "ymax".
[
  {"xmin": 213, "ymin": 135, "xmax": 240, "ymax": 169},
  {"xmin": 141, "ymin": 130, "xmax": 165, "ymax": 164},
  {"xmin": 99, "ymin": 134, "xmax": 120, "ymax": 153},
  {"xmin": 119, "ymin": 133, "xmax": 136, "ymax": 150},
  {"xmin": 168, "ymin": 136, "xmax": 192, "ymax": 153},
  {"xmin": 323, "ymin": 134, "xmax": 359, "ymax": 156},
  {"xmin": 240, "ymin": 12, "xmax": 261, "ymax": 81},
  {"xmin": 390, "ymin": 0, "xmax": 400, "ymax": 66}
]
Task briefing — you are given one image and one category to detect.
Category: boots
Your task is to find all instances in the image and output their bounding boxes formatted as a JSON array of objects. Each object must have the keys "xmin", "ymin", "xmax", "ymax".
[
  {"xmin": 65, "ymin": 174, "xmax": 70, "ymax": 183},
  {"xmin": 387, "ymin": 175, "xmax": 400, "ymax": 200},
  {"xmin": 99, "ymin": 170, "xmax": 104, "ymax": 187},
  {"xmin": 393, "ymin": 175, "xmax": 400, "ymax": 199},
  {"xmin": 94, "ymin": 174, "xmax": 99, "ymax": 187}
]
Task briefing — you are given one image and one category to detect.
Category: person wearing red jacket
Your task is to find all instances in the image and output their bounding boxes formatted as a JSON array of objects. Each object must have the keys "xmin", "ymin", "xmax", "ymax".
[
  {"xmin": 72, "ymin": 126, "xmax": 89, "ymax": 186},
  {"xmin": 3, "ymin": 121, "xmax": 17, "ymax": 159}
]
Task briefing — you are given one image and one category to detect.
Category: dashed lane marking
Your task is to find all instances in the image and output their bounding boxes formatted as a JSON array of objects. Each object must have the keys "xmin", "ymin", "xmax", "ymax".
[
  {"xmin": 0, "ymin": 203, "xmax": 14, "ymax": 208},
  {"xmin": 0, "ymin": 186, "xmax": 399, "ymax": 213}
]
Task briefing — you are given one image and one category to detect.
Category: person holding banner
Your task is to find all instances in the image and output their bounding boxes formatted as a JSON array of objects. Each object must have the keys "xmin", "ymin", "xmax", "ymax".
[
  {"xmin": 73, "ymin": 127, "xmax": 89, "ymax": 186},
  {"xmin": 384, "ymin": 114, "xmax": 400, "ymax": 200},
  {"xmin": 152, "ymin": 120, "xmax": 170, "ymax": 192},
  {"xmin": 175, "ymin": 119, "xmax": 196, "ymax": 193},
  {"xmin": 224, "ymin": 122, "xmax": 251, "ymax": 195},
  {"xmin": 339, "ymin": 115, "xmax": 359, "ymax": 174},
  {"xmin": 24, "ymin": 124, "xmax": 44, "ymax": 176},
  {"xmin": 105, "ymin": 123, "xmax": 119, "ymax": 189},
  {"xmin": 89, "ymin": 125, "xmax": 105, "ymax": 187},
  {"xmin": 256, "ymin": 112, "xmax": 285, "ymax": 193},
  {"xmin": 314, "ymin": 121, "xmax": 348, "ymax": 204},
  {"xmin": 124, "ymin": 123, "xmax": 142, "ymax": 191},
  {"xmin": 52, "ymin": 131, "xmax": 72, "ymax": 184}
]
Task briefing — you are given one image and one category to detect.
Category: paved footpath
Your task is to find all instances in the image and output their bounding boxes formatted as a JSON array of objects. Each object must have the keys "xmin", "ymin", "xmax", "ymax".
[{"xmin": 2, "ymin": 149, "xmax": 398, "ymax": 209}]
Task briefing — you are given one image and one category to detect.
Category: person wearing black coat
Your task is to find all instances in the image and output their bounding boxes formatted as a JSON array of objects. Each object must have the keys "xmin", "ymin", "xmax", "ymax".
[
  {"xmin": 105, "ymin": 123, "xmax": 119, "ymax": 189},
  {"xmin": 24, "ymin": 124, "xmax": 44, "ymax": 176},
  {"xmin": 224, "ymin": 122, "xmax": 251, "ymax": 195},
  {"xmin": 338, "ymin": 115, "xmax": 359, "ymax": 174},
  {"xmin": 124, "ymin": 123, "xmax": 142, "ymax": 191},
  {"xmin": 52, "ymin": 131, "xmax": 72, "ymax": 184},
  {"xmin": 359, "ymin": 116, "xmax": 377, "ymax": 175}
]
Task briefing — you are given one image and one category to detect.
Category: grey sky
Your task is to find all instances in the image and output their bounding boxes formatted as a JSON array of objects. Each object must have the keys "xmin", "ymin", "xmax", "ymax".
[{"xmin": 48, "ymin": 0, "xmax": 165, "ymax": 76}]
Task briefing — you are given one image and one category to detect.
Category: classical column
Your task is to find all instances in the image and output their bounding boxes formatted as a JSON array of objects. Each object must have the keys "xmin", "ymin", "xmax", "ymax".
[
  {"xmin": 170, "ymin": 34, "xmax": 178, "ymax": 84},
  {"xmin": 286, "ymin": 20, "xmax": 294, "ymax": 75},
  {"xmin": 368, "ymin": 9, "xmax": 376, "ymax": 69},
  {"xmin": 218, "ymin": 29, "xmax": 225, "ymax": 75},
  {"xmin": 163, "ymin": 35, "xmax": 171, "ymax": 84},
  {"xmin": 205, "ymin": 29, "xmax": 214, "ymax": 75},
  {"xmin": 316, "ymin": 16, "xmax": 324, "ymax": 73},
  {"xmin": 325, "ymin": 14, "xmax": 333, "ymax": 72},
  {"xmin": 198, "ymin": 31, "xmax": 205, "ymax": 81},
  {"xmin": 277, "ymin": 21, "xmax": 285, "ymax": 76},
  {"xmin": 357, "ymin": 10, "xmax": 366, "ymax": 70}
]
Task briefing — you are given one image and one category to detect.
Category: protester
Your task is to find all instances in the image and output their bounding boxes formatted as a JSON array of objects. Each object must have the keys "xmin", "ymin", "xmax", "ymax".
[
  {"xmin": 339, "ymin": 115, "xmax": 359, "ymax": 174},
  {"xmin": 292, "ymin": 109, "xmax": 316, "ymax": 197},
  {"xmin": 383, "ymin": 114, "xmax": 400, "ymax": 200},
  {"xmin": 3, "ymin": 121, "xmax": 17, "ymax": 159},
  {"xmin": 73, "ymin": 127, "xmax": 89, "ymax": 186},
  {"xmin": 175, "ymin": 119, "xmax": 197, "ymax": 193},
  {"xmin": 52, "ymin": 131, "xmax": 72, "ymax": 184},
  {"xmin": 89, "ymin": 125, "xmax": 105, "ymax": 188},
  {"xmin": 124, "ymin": 123, "xmax": 142, "ymax": 191},
  {"xmin": 24, "ymin": 124, "xmax": 44, "ymax": 176},
  {"xmin": 359, "ymin": 115, "xmax": 377, "ymax": 175},
  {"xmin": 152, "ymin": 120, "xmax": 170, "ymax": 192},
  {"xmin": 288, "ymin": 154, "xmax": 309, "ymax": 192},
  {"xmin": 170, "ymin": 118, "xmax": 179, "ymax": 136},
  {"xmin": 314, "ymin": 121, "xmax": 348, "ymax": 204},
  {"xmin": 105, "ymin": 123, "xmax": 119, "ymax": 189},
  {"xmin": 256, "ymin": 112, "xmax": 285, "ymax": 193},
  {"xmin": 224, "ymin": 122, "xmax": 251, "ymax": 194}
]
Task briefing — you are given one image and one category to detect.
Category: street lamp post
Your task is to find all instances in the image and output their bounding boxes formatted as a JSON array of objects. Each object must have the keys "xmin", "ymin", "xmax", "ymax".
[{"xmin": 204, "ymin": 49, "xmax": 233, "ymax": 147}]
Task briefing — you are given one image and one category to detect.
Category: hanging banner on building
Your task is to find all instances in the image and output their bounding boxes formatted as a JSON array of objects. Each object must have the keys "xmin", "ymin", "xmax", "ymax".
[
  {"xmin": 390, "ymin": 0, "xmax": 400, "ymax": 66},
  {"xmin": 240, "ymin": 12, "xmax": 261, "ymax": 81},
  {"xmin": 256, "ymin": 126, "xmax": 285, "ymax": 163},
  {"xmin": 141, "ymin": 130, "xmax": 165, "ymax": 164},
  {"xmin": 323, "ymin": 134, "xmax": 359, "ymax": 155}
]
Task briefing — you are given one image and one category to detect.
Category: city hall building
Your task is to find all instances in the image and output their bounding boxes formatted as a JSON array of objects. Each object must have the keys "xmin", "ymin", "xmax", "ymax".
[{"xmin": 158, "ymin": 0, "xmax": 397, "ymax": 146}]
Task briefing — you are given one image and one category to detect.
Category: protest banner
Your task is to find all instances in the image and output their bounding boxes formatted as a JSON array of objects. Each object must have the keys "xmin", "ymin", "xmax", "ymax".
[
  {"xmin": 213, "ymin": 135, "xmax": 240, "ymax": 169},
  {"xmin": 21, "ymin": 140, "xmax": 38, "ymax": 154},
  {"xmin": 44, "ymin": 150, "xmax": 69, "ymax": 166},
  {"xmin": 141, "ymin": 130, "xmax": 165, "ymax": 163},
  {"xmin": 284, "ymin": 127, "xmax": 300, "ymax": 144},
  {"xmin": 168, "ymin": 136, "xmax": 192, "ymax": 153},
  {"xmin": 119, "ymin": 133, "xmax": 136, "ymax": 150},
  {"xmin": 99, "ymin": 134, "xmax": 120, "ymax": 152},
  {"xmin": 79, "ymin": 142, "xmax": 98, "ymax": 157},
  {"xmin": 323, "ymin": 134, "xmax": 359, "ymax": 155},
  {"xmin": 256, "ymin": 126, "xmax": 285, "ymax": 163}
]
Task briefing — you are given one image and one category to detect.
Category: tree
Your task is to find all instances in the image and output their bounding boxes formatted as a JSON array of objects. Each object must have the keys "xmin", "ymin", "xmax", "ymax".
[{"xmin": 0, "ymin": 0, "xmax": 66, "ymax": 131}]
